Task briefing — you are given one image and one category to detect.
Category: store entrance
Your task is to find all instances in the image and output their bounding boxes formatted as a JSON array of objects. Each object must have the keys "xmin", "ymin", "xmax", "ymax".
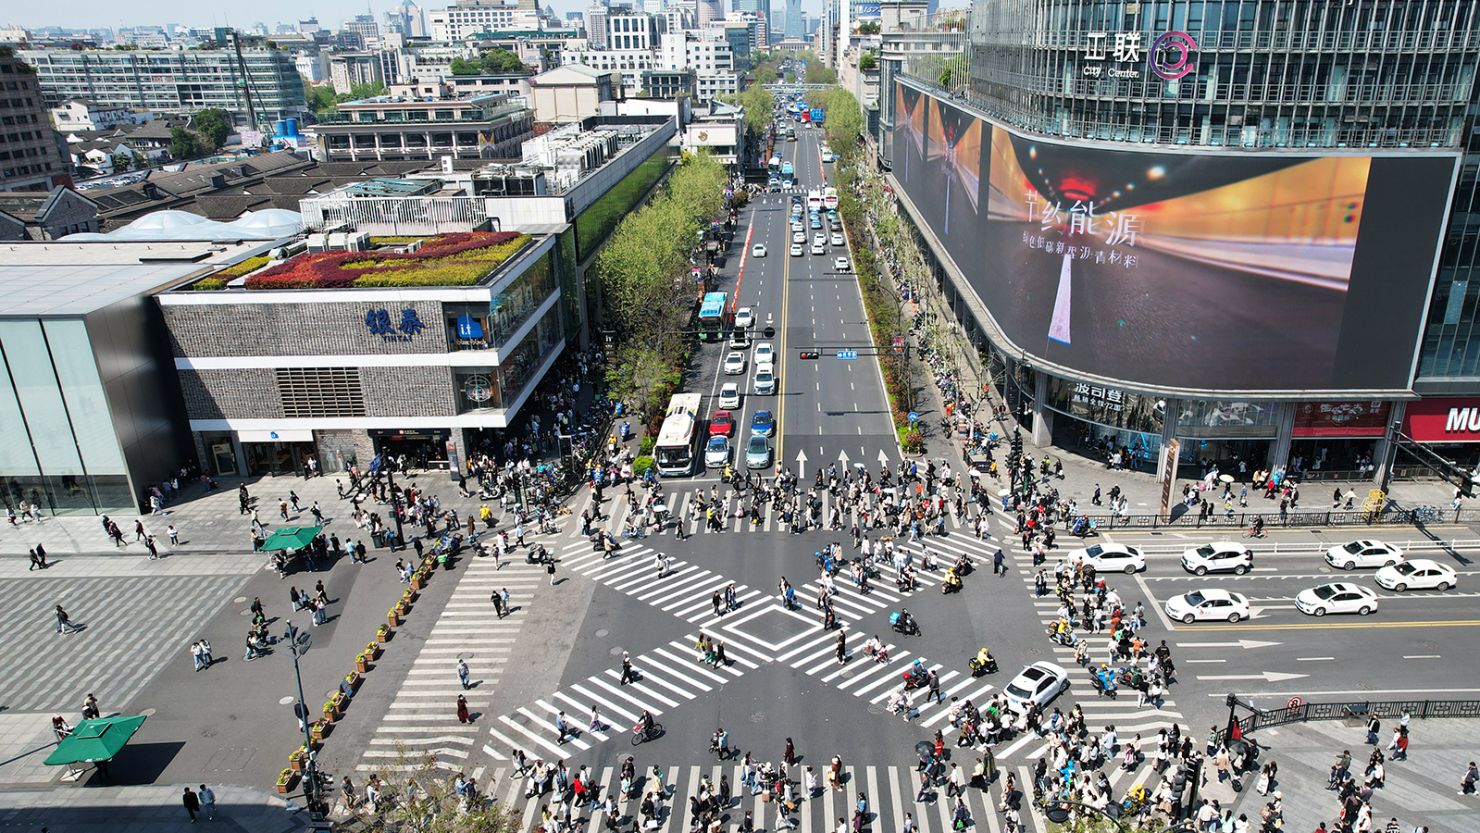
[
  {"xmin": 372, "ymin": 430, "xmax": 450, "ymax": 471},
  {"xmin": 1288, "ymin": 439, "xmax": 1379, "ymax": 480},
  {"xmin": 1177, "ymin": 438, "xmax": 1271, "ymax": 481},
  {"xmin": 243, "ymin": 441, "xmax": 315, "ymax": 476}
]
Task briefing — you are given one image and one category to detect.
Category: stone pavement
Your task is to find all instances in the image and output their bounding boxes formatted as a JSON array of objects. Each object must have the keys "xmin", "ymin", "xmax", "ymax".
[
  {"xmin": 0, "ymin": 784, "xmax": 311, "ymax": 833},
  {"xmin": 1225, "ymin": 718, "xmax": 1480, "ymax": 833}
]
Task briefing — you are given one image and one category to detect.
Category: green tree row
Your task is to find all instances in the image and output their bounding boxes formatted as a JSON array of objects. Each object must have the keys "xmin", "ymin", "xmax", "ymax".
[
  {"xmin": 168, "ymin": 108, "xmax": 232, "ymax": 160},
  {"xmin": 595, "ymin": 151, "xmax": 729, "ymax": 420},
  {"xmin": 450, "ymin": 48, "xmax": 528, "ymax": 76}
]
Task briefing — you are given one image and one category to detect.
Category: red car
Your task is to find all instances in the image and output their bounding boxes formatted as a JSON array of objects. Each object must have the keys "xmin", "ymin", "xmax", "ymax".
[{"xmin": 709, "ymin": 409, "xmax": 734, "ymax": 437}]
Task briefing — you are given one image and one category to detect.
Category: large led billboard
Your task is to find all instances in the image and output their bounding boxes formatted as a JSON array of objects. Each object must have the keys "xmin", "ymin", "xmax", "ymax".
[{"xmin": 893, "ymin": 82, "xmax": 1459, "ymax": 393}]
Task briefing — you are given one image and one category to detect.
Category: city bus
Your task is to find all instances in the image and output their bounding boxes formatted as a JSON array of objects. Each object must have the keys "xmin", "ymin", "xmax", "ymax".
[
  {"xmin": 654, "ymin": 393, "xmax": 704, "ymax": 477},
  {"xmin": 806, "ymin": 190, "xmax": 824, "ymax": 213},
  {"xmin": 823, "ymin": 187, "xmax": 839, "ymax": 210},
  {"xmin": 697, "ymin": 291, "xmax": 731, "ymax": 342}
]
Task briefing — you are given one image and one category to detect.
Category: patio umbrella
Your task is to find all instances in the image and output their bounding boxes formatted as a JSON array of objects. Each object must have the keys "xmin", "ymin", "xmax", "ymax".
[
  {"xmin": 44, "ymin": 715, "xmax": 148, "ymax": 767},
  {"xmin": 260, "ymin": 525, "xmax": 324, "ymax": 552}
]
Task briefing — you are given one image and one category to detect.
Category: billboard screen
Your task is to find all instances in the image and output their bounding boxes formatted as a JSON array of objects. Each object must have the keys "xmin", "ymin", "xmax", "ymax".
[{"xmin": 892, "ymin": 82, "xmax": 1458, "ymax": 393}]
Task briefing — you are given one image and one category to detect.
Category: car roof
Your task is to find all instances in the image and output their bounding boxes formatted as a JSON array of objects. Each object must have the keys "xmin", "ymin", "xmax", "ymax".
[
  {"xmin": 721, "ymin": 382, "xmax": 737, "ymax": 391},
  {"xmin": 1186, "ymin": 588, "xmax": 1233, "ymax": 601},
  {"xmin": 1399, "ymin": 558, "xmax": 1446, "ymax": 570}
]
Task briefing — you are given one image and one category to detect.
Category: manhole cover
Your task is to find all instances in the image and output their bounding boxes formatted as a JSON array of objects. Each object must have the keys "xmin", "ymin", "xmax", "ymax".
[
  {"xmin": 610, "ymin": 646, "xmax": 626, "ymax": 656},
  {"xmin": 233, "ymin": 596, "xmax": 248, "ymax": 604},
  {"xmin": 279, "ymin": 696, "xmax": 295, "ymax": 705},
  {"xmin": 596, "ymin": 629, "xmax": 610, "ymax": 638},
  {"xmin": 867, "ymin": 704, "xmax": 886, "ymax": 715}
]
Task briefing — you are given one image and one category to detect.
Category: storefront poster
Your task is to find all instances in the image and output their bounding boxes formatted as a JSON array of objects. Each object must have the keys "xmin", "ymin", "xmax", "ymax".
[{"xmin": 1292, "ymin": 401, "xmax": 1391, "ymax": 438}]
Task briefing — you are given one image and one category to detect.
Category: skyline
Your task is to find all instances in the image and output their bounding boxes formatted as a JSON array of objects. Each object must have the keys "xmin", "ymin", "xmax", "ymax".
[{"xmin": 5, "ymin": 0, "xmax": 837, "ymax": 32}]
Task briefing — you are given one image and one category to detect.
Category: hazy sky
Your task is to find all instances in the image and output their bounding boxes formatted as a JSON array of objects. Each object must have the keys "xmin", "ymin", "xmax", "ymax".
[{"xmin": 11, "ymin": 0, "xmax": 831, "ymax": 30}]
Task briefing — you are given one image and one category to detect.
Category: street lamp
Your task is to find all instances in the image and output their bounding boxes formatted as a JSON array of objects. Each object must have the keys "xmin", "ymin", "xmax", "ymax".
[{"xmin": 282, "ymin": 621, "xmax": 326, "ymax": 819}]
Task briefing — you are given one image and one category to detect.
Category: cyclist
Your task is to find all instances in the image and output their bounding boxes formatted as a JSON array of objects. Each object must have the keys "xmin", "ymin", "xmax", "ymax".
[
  {"xmin": 1248, "ymin": 516, "xmax": 1264, "ymax": 537},
  {"xmin": 635, "ymin": 710, "xmax": 655, "ymax": 740}
]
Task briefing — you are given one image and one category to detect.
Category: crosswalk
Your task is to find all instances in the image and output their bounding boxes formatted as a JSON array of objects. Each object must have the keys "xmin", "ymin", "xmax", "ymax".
[
  {"xmin": 357, "ymin": 759, "xmax": 1175, "ymax": 833},
  {"xmin": 0, "ymin": 572, "xmax": 251, "ymax": 711},
  {"xmin": 479, "ymin": 634, "xmax": 769, "ymax": 762},
  {"xmin": 590, "ymin": 485, "xmax": 989, "ymax": 539},
  {"xmin": 357, "ymin": 559, "xmax": 545, "ymax": 775}
]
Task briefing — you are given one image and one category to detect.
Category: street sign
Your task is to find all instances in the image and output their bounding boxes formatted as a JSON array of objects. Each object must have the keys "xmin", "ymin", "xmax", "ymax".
[
  {"xmin": 892, "ymin": 334, "xmax": 905, "ymax": 351},
  {"xmin": 836, "ymin": 349, "xmax": 857, "ymax": 360},
  {"xmin": 907, "ymin": 411, "xmax": 919, "ymax": 424},
  {"xmin": 1287, "ymin": 696, "xmax": 1304, "ymax": 710}
]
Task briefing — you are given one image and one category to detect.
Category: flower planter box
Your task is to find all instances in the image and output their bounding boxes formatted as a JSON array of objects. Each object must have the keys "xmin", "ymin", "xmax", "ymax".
[
  {"xmin": 376, "ymin": 626, "xmax": 391, "ymax": 643},
  {"xmin": 276, "ymin": 769, "xmax": 297, "ymax": 794},
  {"xmin": 365, "ymin": 642, "xmax": 380, "ymax": 659},
  {"xmin": 387, "ymin": 610, "xmax": 400, "ymax": 627},
  {"xmin": 310, "ymin": 721, "xmax": 328, "ymax": 742},
  {"xmin": 355, "ymin": 654, "xmax": 370, "ymax": 674},
  {"xmin": 289, "ymin": 752, "xmax": 306, "ymax": 773},
  {"xmin": 344, "ymin": 672, "xmax": 361, "ymax": 693}
]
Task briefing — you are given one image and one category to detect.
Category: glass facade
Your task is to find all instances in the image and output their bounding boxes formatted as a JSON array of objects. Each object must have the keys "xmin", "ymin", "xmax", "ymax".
[
  {"xmin": 453, "ymin": 305, "xmax": 564, "ymax": 413},
  {"xmin": 0, "ymin": 319, "xmax": 132, "ymax": 515},
  {"xmin": 442, "ymin": 252, "xmax": 557, "ymax": 351}
]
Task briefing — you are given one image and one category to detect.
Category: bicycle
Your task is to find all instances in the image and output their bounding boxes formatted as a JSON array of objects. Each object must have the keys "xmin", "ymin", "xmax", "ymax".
[
  {"xmin": 1412, "ymin": 505, "xmax": 1441, "ymax": 524},
  {"xmin": 631, "ymin": 722, "xmax": 664, "ymax": 746}
]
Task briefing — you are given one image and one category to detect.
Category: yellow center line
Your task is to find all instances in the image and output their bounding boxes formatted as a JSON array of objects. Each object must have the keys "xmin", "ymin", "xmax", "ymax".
[
  {"xmin": 775, "ymin": 134, "xmax": 802, "ymax": 468},
  {"xmin": 1179, "ymin": 618, "xmax": 1480, "ymax": 632}
]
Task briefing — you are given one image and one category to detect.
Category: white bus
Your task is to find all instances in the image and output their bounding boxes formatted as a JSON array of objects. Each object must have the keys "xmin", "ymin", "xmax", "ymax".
[
  {"xmin": 654, "ymin": 393, "xmax": 704, "ymax": 477},
  {"xmin": 806, "ymin": 189, "xmax": 824, "ymax": 213},
  {"xmin": 823, "ymin": 187, "xmax": 839, "ymax": 211}
]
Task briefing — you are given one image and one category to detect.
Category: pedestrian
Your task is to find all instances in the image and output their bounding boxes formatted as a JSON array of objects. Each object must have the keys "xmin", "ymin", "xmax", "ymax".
[
  {"xmin": 191, "ymin": 641, "xmax": 205, "ymax": 672},
  {"xmin": 491, "ymin": 589, "xmax": 505, "ymax": 618},
  {"xmin": 993, "ymin": 548, "xmax": 1005, "ymax": 576},
  {"xmin": 145, "ymin": 534, "xmax": 159, "ymax": 560},
  {"xmin": 198, "ymin": 785, "xmax": 216, "ymax": 820},
  {"xmin": 82, "ymin": 693, "xmax": 99, "ymax": 720},
  {"xmin": 457, "ymin": 658, "xmax": 471, "ymax": 689},
  {"xmin": 28, "ymin": 548, "xmax": 44, "ymax": 571},
  {"xmin": 134, "ymin": 519, "xmax": 146, "ymax": 542},
  {"xmin": 499, "ymin": 587, "xmax": 511, "ymax": 617},
  {"xmin": 457, "ymin": 694, "xmax": 471, "ymax": 724},
  {"xmin": 620, "ymin": 651, "xmax": 635, "ymax": 685},
  {"xmin": 835, "ymin": 629, "xmax": 847, "ymax": 664},
  {"xmin": 547, "ymin": 558, "xmax": 557, "ymax": 585},
  {"xmin": 1462, "ymin": 760, "xmax": 1478, "ymax": 794},
  {"xmin": 785, "ymin": 737, "xmax": 797, "ymax": 767},
  {"xmin": 168, "ymin": 524, "xmax": 179, "ymax": 546},
  {"xmin": 554, "ymin": 710, "xmax": 570, "ymax": 743},
  {"xmin": 55, "ymin": 604, "xmax": 78, "ymax": 635},
  {"xmin": 182, "ymin": 786, "xmax": 201, "ymax": 822}
]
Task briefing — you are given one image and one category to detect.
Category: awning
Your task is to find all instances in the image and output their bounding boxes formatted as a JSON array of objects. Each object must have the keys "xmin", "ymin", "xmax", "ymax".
[
  {"xmin": 238, "ymin": 429, "xmax": 314, "ymax": 443},
  {"xmin": 260, "ymin": 525, "xmax": 324, "ymax": 552},
  {"xmin": 45, "ymin": 715, "xmax": 148, "ymax": 766}
]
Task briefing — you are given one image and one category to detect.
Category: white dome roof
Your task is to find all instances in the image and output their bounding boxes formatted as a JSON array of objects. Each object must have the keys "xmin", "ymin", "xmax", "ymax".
[{"xmin": 63, "ymin": 209, "xmax": 303, "ymax": 242}]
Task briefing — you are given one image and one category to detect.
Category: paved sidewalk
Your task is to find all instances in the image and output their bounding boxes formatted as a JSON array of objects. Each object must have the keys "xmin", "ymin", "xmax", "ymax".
[
  {"xmin": 0, "ymin": 784, "xmax": 311, "ymax": 833},
  {"xmin": 1226, "ymin": 718, "xmax": 1480, "ymax": 833}
]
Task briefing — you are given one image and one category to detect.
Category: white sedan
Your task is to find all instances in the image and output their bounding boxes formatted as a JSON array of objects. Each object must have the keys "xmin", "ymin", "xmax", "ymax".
[
  {"xmin": 753, "ymin": 342, "xmax": 775, "ymax": 365},
  {"xmin": 717, "ymin": 383, "xmax": 741, "ymax": 410},
  {"xmin": 830, "ymin": 232, "xmax": 844, "ymax": 246},
  {"xmin": 1296, "ymin": 582, "xmax": 1379, "ymax": 617},
  {"xmin": 1165, "ymin": 589, "xmax": 1251, "ymax": 624},
  {"xmin": 790, "ymin": 244, "xmax": 803, "ymax": 256},
  {"xmin": 1002, "ymin": 662, "xmax": 1069, "ymax": 714},
  {"xmin": 734, "ymin": 307, "xmax": 755, "ymax": 331},
  {"xmin": 722, "ymin": 351, "xmax": 747, "ymax": 375},
  {"xmin": 833, "ymin": 257, "xmax": 851, "ymax": 272},
  {"xmin": 793, "ymin": 231, "xmax": 806, "ymax": 244},
  {"xmin": 1375, "ymin": 559, "xmax": 1458, "ymax": 592},
  {"xmin": 1070, "ymin": 543, "xmax": 1146, "ymax": 574},
  {"xmin": 751, "ymin": 243, "xmax": 767, "ymax": 258},
  {"xmin": 1325, "ymin": 540, "xmax": 1404, "ymax": 570},
  {"xmin": 1181, "ymin": 542, "xmax": 1253, "ymax": 576}
]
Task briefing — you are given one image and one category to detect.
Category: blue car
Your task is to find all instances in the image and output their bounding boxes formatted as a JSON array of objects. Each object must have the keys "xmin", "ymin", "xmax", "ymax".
[{"xmin": 751, "ymin": 409, "xmax": 775, "ymax": 437}]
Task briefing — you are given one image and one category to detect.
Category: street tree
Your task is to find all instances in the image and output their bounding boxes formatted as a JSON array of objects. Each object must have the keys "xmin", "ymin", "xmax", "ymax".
[
  {"xmin": 169, "ymin": 126, "xmax": 202, "ymax": 160},
  {"xmin": 191, "ymin": 108, "xmax": 231, "ymax": 150},
  {"xmin": 350, "ymin": 747, "xmax": 521, "ymax": 833}
]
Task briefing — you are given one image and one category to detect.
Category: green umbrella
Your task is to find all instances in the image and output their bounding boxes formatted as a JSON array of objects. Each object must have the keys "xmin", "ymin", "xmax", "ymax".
[
  {"xmin": 260, "ymin": 525, "xmax": 324, "ymax": 552},
  {"xmin": 44, "ymin": 715, "xmax": 148, "ymax": 766}
]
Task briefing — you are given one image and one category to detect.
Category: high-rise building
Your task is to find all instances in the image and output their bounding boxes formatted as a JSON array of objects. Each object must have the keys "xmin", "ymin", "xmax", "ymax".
[
  {"xmin": 0, "ymin": 50, "xmax": 70, "ymax": 193},
  {"xmin": 427, "ymin": 0, "xmax": 545, "ymax": 41},
  {"xmin": 887, "ymin": 0, "xmax": 1480, "ymax": 479},
  {"xmin": 784, "ymin": 0, "xmax": 803, "ymax": 39},
  {"xmin": 19, "ymin": 47, "xmax": 307, "ymax": 119},
  {"xmin": 734, "ymin": 0, "xmax": 771, "ymax": 44}
]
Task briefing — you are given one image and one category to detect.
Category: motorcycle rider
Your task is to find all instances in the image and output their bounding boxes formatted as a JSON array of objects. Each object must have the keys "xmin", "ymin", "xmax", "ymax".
[{"xmin": 972, "ymin": 646, "xmax": 995, "ymax": 673}]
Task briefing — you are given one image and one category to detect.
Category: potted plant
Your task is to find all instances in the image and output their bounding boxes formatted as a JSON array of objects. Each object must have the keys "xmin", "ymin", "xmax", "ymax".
[
  {"xmin": 276, "ymin": 768, "xmax": 296, "ymax": 794},
  {"xmin": 387, "ymin": 608, "xmax": 400, "ymax": 627},
  {"xmin": 323, "ymin": 699, "xmax": 338, "ymax": 723},
  {"xmin": 355, "ymin": 652, "xmax": 370, "ymax": 673},
  {"xmin": 365, "ymin": 641, "xmax": 381, "ymax": 659},
  {"xmin": 289, "ymin": 748, "xmax": 307, "ymax": 773},
  {"xmin": 410, "ymin": 570, "xmax": 425, "ymax": 590},
  {"xmin": 310, "ymin": 720, "xmax": 328, "ymax": 742},
  {"xmin": 344, "ymin": 671, "xmax": 361, "ymax": 693},
  {"xmin": 403, "ymin": 584, "xmax": 418, "ymax": 602},
  {"xmin": 376, "ymin": 624, "xmax": 391, "ymax": 643}
]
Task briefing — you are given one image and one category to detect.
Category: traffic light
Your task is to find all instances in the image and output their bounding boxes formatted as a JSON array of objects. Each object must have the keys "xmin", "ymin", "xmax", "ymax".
[
  {"xmin": 763, "ymin": 325, "xmax": 775, "ymax": 339},
  {"xmin": 799, "ymin": 350, "xmax": 820, "ymax": 360}
]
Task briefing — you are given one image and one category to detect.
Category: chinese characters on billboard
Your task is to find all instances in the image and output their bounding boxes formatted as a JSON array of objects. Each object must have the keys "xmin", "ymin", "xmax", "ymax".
[{"xmin": 891, "ymin": 82, "xmax": 1458, "ymax": 392}]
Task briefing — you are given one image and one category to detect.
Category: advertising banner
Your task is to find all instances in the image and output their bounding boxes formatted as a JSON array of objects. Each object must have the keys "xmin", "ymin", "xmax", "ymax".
[
  {"xmin": 1402, "ymin": 397, "xmax": 1480, "ymax": 443},
  {"xmin": 893, "ymin": 81, "xmax": 1459, "ymax": 393},
  {"xmin": 1292, "ymin": 401, "xmax": 1391, "ymax": 438}
]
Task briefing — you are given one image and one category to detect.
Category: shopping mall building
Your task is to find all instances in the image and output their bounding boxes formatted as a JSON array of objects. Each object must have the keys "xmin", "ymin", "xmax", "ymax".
[{"xmin": 879, "ymin": 0, "xmax": 1480, "ymax": 482}]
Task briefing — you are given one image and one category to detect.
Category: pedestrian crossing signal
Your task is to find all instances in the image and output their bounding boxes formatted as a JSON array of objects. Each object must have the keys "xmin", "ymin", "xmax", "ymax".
[{"xmin": 800, "ymin": 350, "xmax": 820, "ymax": 360}]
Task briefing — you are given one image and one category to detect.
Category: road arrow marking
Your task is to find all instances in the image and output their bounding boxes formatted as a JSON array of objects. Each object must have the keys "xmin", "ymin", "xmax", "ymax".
[
  {"xmin": 838, "ymin": 449, "xmax": 850, "ymax": 464},
  {"xmin": 795, "ymin": 448, "xmax": 807, "ymax": 478},
  {"xmin": 878, "ymin": 449, "xmax": 890, "ymax": 464},
  {"xmin": 1198, "ymin": 671, "xmax": 1307, "ymax": 683},
  {"xmin": 1176, "ymin": 640, "xmax": 1282, "ymax": 650}
]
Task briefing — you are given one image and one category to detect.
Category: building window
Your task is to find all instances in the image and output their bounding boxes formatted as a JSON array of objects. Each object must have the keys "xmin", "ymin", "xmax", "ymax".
[{"xmin": 276, "ymin": 367, "xmax": 367, "ymax": 417}]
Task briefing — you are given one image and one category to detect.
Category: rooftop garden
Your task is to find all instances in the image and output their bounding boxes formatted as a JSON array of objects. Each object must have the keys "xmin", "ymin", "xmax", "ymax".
[{"xmin": 238, "ymin": 231, "xmax": 530, "ymax": 290}]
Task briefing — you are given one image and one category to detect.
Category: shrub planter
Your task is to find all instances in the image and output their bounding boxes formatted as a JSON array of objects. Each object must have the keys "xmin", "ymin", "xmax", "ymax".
[
  {"xmin": 289, "ymin": 749, "xmax": 307, "ymax": 773},
  {"xmin": 310, "ymin": 720, "xmax": 328, "ymax": 742},
  {"xmin": 365, "ymin": 641, "xmax": 381, "ymax": 659},
  {"xmin": 276, "ymin": 769, "xmax": 297, "ymax": 794},
  {"xmin": 376, "ymin": 625, "xmax": 391, "ymax": 643},
  {"xmin": 343, "ymin": 672, "xmax": 361, "ymax": 694},
  {"xmin": 387, "ymin": 609, "xmax": 400, "ymax": 628},
  {"xmin": 355, "ymin": 653, "xmax": 370, "ymax": 674}
]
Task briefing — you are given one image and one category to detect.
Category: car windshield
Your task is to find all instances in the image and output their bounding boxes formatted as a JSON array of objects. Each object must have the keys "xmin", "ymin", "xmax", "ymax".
[
  {"xmin": 1184, "ymin": 591, "xmax": 1206, "ymax": 606},
  {"xmin": 1005, "ymin": 682, "xmax": 1032, "ymax": 699},
  {"xmin": 1196, "ymin": 546, "xmax": 1214, "ymax": 557},
  {"xmin": 1086, "ymin": 545, "xmax": 1104, "ymax": 557},
  {"xmin": 1313, "ymin": 585, "xmax": 1339, "ymax": 600},
  {"xmin": 1343, "ymin": 541, "xmax": 1365, "ymax": 553},
  {"xmin": 1392, "ymin": 562, "xmax": 1417, "ymax": 575},
  {"xmin": 748, "ymin": 437, "xmax": 767, "ymax": 452},
  {"xmin": 707, "ymin": 437, "xmax": 725, "ymax": 450}
]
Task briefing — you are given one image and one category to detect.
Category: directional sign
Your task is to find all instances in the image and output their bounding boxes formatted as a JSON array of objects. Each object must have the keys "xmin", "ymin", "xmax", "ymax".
[
  {"xmin": 836, "ymin": 349, "xmax": 858, "ymax": 360},
  {"xmin": 907, "ymin": 411, "xmax": 919, "ymax": 424}
]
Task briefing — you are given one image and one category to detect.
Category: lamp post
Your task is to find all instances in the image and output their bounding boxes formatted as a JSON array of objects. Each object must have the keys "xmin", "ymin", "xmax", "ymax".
[{"xmin": 282, "ymin": 621, "xmax": 325, "ymax": 819}]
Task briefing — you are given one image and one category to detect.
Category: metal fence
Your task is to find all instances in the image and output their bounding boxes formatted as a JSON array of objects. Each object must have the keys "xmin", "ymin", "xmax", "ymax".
[
  {"xmin": 1218, "ymin": 699, "xmax": 1480, "ymax": 747},
  {"xmin": 1076, "ymin": 506, "xmax": 1476, "ymax": 532},
  {"xmin": 299, "ymin": 195, "xmax": 493, "ymax": 235}
]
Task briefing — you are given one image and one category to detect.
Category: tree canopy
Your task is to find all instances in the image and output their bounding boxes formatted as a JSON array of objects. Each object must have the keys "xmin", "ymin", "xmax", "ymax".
[
  {"xmin": 450, "ymin": 48, "xmax": 528, "ymax": 75},
  {"xmin": 169, "ymin": 126, "xmax": 202, "ymax": 160},
  {"xmin": 191, "ymin": 108, "xmax": 231, "ymax": 150}
]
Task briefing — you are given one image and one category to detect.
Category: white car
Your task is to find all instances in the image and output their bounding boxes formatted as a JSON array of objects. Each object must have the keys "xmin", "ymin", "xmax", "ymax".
[
  {"xmin": 811, "ymin": 243, "xmax": 825, "ymax": 255},
  {"xmin": 1325, "ymin": 540, "xmax": 1404, "ymax": 570},
  {"xmin": 1165, "ymin": 589, "xmax": 1251, "ymax": 624},
  {"xmin": 1003, "ymin": 662, "xmax": 1069, "ymax": 714},
  {"xmin": 718, "ymin": 383, "xmax": 741, "ymax": 410},
  {"xmin": 793, "ymin": 231, "xmax": 806, "ymax": 244},
  {"xmin": 753, "ymin": 342, "xmax": 775, "ymax": 365},
  {"xmin": 790, "ymin": 244, "xmax": 803, "ymax": 256},
  {"xmin": 1070, "ymin": 542, "xmax": 1146, "ymax": 574},
  {"xmin": 833, "ymin": 257, "xmax": 850, "ymax": 271},
  {"xmin": 723, "ymin": 351, "xmax": 747, "ymax": 375},
  {"xmin": 1296, "ymin": 582, "xmax": 1379, "ymax": 617},
  {"xmin": 1181, "ymin": 542, "xmax": 1253, "ymax": 576},
  {"xmin": 753, "ymin": 366, "xmax": 776, "ymax": 395},
  {"xmin": 751, "ymin": 243, "xmax": 767, "ymax": 258},
  {"xmin": 791, "ymin": 220, "xmax": 803, "ymax": 232},
  {"xmin": 813, "ymin": 233, "xmax": 827, "ymax": 247},
  {"xmin": 704, "ymin": 435, "xmax": 731, "ymax": 468},
  {"xmin": 734, "ymin": 307, "xmax": 755, "ymax": 331},
  {"xmin": 1375, "ymin": 559, "xmax": 1458, "ymax": 592},
  {"xmin": 831, "ymin": 232, "xmax": 844, "ymax": 246}
]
